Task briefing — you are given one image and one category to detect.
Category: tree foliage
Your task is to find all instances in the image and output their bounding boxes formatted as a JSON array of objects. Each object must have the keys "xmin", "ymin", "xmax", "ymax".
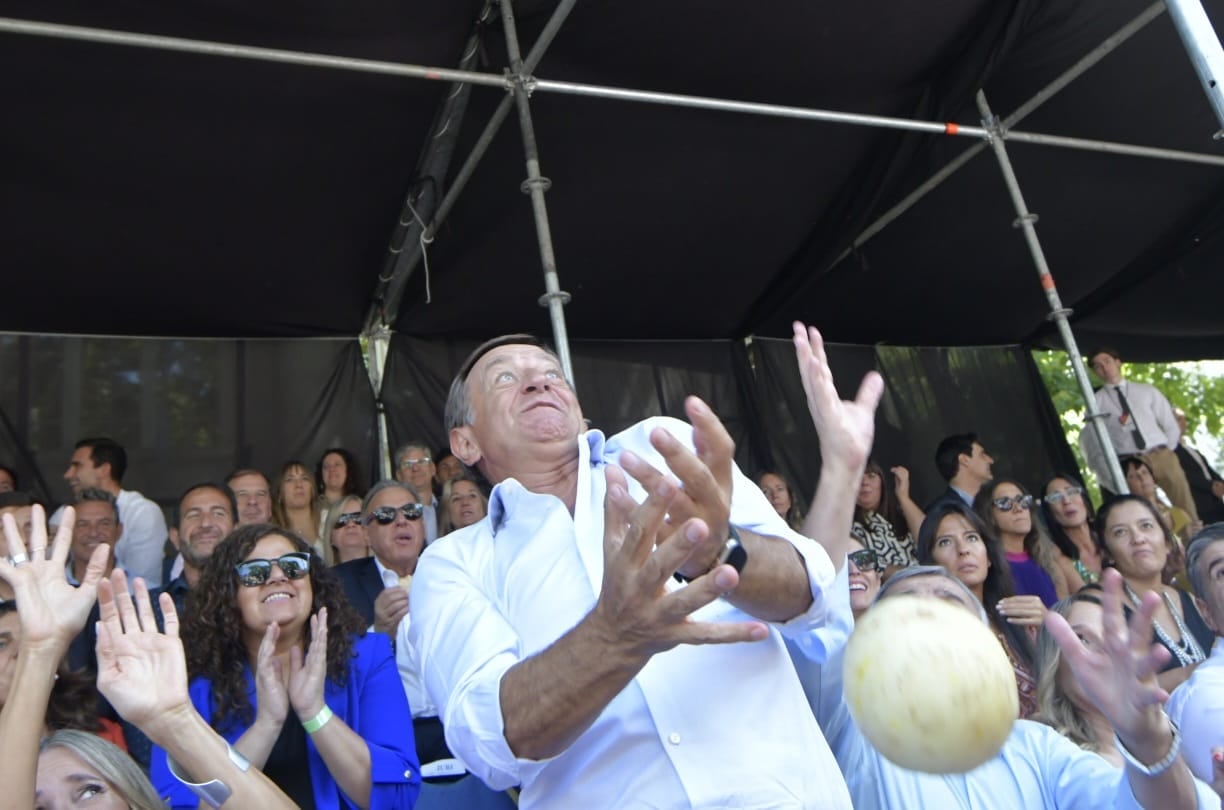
[{"xmin": 1032, "ymin": 349, "xmax": 1224, "ymax": 498}]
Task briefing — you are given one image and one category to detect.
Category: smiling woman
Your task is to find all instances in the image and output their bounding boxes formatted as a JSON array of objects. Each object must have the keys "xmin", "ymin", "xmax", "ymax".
[{"xmin": 151, "ymin": 525, "xmax": 421, "ymax": 809}]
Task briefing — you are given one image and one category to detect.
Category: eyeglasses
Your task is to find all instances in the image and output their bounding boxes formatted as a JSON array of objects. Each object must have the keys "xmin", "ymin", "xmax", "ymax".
[
  {"xmin": 363, "ymin": 503, "xmax": 425, "ymax": 525},
  {"xmin": 992, "ymin": 494, "xmax": 1034, "ymax": 512},
  {"xmin": 398, "ymin": 458, "xmax": 432, "ymax": 469},
  {"xmin": 848, "ymin": 549, "xmax": 879, "ymax": 571},
  {"xmin": 333, "ymin": 511, "xmax": 362, "ymax": 529},
  {"xmin": 235, "ymin": 552, "xmax": 311, "ymax": 587},
  {"xmin": 1044, "ymin": 486, "xmax": 1083, "ymax": 505}
]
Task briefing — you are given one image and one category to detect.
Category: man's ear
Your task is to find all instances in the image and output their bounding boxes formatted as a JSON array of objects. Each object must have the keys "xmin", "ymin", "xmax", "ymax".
[
  {"xmin": 168, "ymin": 526, "xmax": 179, "ymax": 549},
  {"xmin": 1197, "ymin": 595, "xmax": 1220, "ymax": 635},
  {"xmin": 450, "ymin": 426, "xmax": 483, "ymax": 469}
]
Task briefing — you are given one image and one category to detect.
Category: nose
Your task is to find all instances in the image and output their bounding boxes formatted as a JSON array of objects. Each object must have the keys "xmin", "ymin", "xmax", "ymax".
[
  {"xmin": 523, "ymin": 369, "xmax": 553, "ymax": 392},
  {"xmin": 265, "ymin": 563, "xmax": 290, "ymax": 583}
]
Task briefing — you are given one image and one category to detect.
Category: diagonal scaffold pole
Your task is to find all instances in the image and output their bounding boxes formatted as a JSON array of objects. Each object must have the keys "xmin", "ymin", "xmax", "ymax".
[
  {"xmin": 371, "ymin": 0, "xmax": 584, "ymax": 331},
  {"xmin": 497, "ymin": 0, "xmax": 575, "ymax": 383},
  {"xmin": 976, "ymin": 90, "xmax": 1129, "ymax": 494}
]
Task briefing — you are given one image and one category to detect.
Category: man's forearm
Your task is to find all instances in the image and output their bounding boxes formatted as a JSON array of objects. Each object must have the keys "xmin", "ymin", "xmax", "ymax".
[
  {"xmin": 800, "ymin": 460, "xmax": 864, "ymax": 572},
  {"xmin": 500, "ymin": 613, "xmax": 647, "ymax": 761},
  {"xmin": 721, "ymin": 529, "xmax": 812, "ymax": 622},
  {"xmin": 0, "ymin": 647, "xmax": 60, "ymax": 810}
]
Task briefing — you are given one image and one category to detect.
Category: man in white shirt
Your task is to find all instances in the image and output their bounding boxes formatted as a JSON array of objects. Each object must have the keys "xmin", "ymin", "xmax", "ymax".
[
  {"xmin": 1168, "ymin": 525, "xmax": 1224, "ymax": 784},
  {"xmin": 410, "ymin": 325, "xmax": 881, "ymax": 809},
  {"xmin": 54, "ymin": 437, "xmax": 168, "ymax": 588},
  {"xmin": 1080, "ymin": 348, "xmax": 1198, "ymax": 522}
]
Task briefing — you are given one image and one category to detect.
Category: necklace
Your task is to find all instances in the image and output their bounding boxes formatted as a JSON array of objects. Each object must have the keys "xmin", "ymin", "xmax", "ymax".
[{"xmin": 1124, "ymin": 583, "xmax": 1206, "ymax": 667}]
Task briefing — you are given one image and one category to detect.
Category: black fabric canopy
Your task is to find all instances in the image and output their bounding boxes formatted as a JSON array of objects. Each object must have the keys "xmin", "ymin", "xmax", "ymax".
[{"xmin": 2, "ymin": 0, "xmax": 1223, "ymax": 359}]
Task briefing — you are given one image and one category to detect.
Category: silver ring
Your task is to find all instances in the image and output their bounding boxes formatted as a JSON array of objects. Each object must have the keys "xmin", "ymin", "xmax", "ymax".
[{"xmin": 9, "ymin": 553, "xmax": 29, "ymax": 566}]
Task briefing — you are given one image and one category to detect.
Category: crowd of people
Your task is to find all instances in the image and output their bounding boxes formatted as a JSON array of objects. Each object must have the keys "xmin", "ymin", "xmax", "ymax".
[{"xmin": 0, "ymin": 330, "xmax": 1221, "ymax": 808}]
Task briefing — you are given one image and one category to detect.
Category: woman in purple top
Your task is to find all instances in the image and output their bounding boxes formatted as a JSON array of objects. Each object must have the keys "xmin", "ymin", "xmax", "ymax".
[{"xmin": 975, "ymin": 479, "xmax": 1068, "ymax": 608}]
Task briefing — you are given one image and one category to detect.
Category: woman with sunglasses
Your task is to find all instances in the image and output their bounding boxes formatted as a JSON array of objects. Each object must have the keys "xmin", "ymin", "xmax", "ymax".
[
  {"xmin": 846, "ymin": 538, "xmax": 883, "ymax": 621},
  {"xmin": 1040, "ymin": 473, "xmax": 1103, "ymax": 591},
  {"xmin": 917, "ymin": 500, "xmax": 1039, "ymax": 717},
  {"xmin": 151, "ymin": 524, "xmax": 420, "ymax": 809},
  {"xmin": 323, "ymin": 495, "xmax": 370, "ymax": 566},
  {"xmin": 1096, "ymin": 495, "xmax": 1212, "ymax": 693},
  {"xmin": 975, "ymin": 479, "xmax": 1069, "ymax": 608}
]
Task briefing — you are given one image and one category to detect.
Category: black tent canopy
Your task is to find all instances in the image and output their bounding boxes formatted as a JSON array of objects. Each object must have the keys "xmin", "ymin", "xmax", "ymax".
[{"xmin": 3, "ymin": 0, "xmax": 1224, "ymax": 499}]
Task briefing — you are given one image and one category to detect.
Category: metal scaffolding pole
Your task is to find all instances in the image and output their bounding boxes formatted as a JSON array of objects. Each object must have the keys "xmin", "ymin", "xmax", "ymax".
[
  {"xmin": 1166, "ymin": 0, "xmax": 1224, "ymax": 137},
  {"xmin": 498, "ymin": 0, "xmax": 574, "ymax": 382},
  {"xmin": 371, "ymin": 0, "xmax": 584, "ymax": 331},
  {"xmin": 366, "ymin": 328, "xmax": 394, "ymax": 481},
  {"xmin": 976, "ymin": 91, "xmax": 1129, "ymax": 494},
  {"xmin": 829, "ymin": 1, "xmax": 1169, "ymax": 269}
]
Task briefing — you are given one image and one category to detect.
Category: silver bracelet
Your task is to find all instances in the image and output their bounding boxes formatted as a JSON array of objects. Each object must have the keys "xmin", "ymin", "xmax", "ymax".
[
  {"xmin": 1113, "ymin": 715, "xmax": 1181, "ymax": 777},
  {"xmin": 165, "ymin": 743, "xmax": 251, "ymax": 809}
]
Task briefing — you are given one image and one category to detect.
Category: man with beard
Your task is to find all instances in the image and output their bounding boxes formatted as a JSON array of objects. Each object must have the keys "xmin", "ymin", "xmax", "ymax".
[{"xmin": 157, "ymin": 482, "xmax": 237, "ymax": 617}]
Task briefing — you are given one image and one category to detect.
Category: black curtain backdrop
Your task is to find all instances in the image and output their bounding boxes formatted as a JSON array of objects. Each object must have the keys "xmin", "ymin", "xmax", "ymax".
[
  {"xmin": 0, "ymin": 336, "xmax": 375, "ymax": 513},
  {"xmin": 382, "ymin": 336, "xmax": 753, "ymax": 473},
  {"xmin": 0, "ymin": 334, "xmax": 1077, "ymax": 518}
]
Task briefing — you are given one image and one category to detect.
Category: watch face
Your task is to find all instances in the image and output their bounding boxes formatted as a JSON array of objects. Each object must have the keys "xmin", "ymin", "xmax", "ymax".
[{"xmin": 719, "ymin": 534, "xmax": 748, "ymax": 573}]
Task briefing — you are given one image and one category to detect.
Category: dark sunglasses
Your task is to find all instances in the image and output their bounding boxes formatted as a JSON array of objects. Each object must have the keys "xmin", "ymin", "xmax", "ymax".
[
  {"xmin": 333, "ymin": 511, "xmax": 363, "ymax": 529},
  {"xmin": 363, "ymin": 503, "xmax": 425, "ymax": 525},
  {"xmin": 848, "ymin": 549, "xmax": 879, "ymax": 571},
  {"xmin": 992, "ymin": 494, "xmax": 1034, "ymax": 512},
  {"xmin": 1043, "ymin": 486, "xmax": 1083, "ymax": 505},
  {"xmin": 235, "ymin": 552, "xmax": 311, "ymax": 587}
]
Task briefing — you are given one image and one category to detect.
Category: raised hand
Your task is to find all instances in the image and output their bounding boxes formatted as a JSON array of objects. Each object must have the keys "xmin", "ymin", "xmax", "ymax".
[
  {"xmin": 619, "ymin": 396, "xmax": 735, "ymax": 579},
  {"xmin": 591, "ymin": 465, "xmax": 767, "ymax": 658},
  {"xmin": 253, "ymin": 623, "xmax": 290, "ymax": 728},
  {"xmin": 95, "ymin": 570, "xmax": 190, "ymax": 732},
  {"xmin": 289, "ymin": 609, "xmax": 329, "ymax": 720},
  {"xmin": 792, "ymin": 322, "xmax": 883, "ymax": 474},
  {"xmin": 891, "ymin": 466, "xmax": 911, "ymax": 500},
  {"xmin": 997, "ymin": 595, "xmax": 1048, "ymax": 627},
  {"xmin": 1044, "ymin": 568, "xmax": 1172, "ymax": 754},
  {"xmin": 0, "ymin": 506, "xmax": 108, "ymax": 654}
]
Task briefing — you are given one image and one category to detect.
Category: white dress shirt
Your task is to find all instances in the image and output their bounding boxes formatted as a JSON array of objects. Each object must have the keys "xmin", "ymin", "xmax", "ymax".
[
  {"xmin": 51, "ymin": 489, "xmax": 168, "ymax": 588},
  {"xmin": 1168, "ymin": 637, "xmax": 1224, "ymax": 783},
  {"xmin": 1082, "ymin": 379, "xmax": 1181, "ymax": 483},
  {"xmin": 409, "ymin": 417, "xmax": 851, "ymax": 809}
]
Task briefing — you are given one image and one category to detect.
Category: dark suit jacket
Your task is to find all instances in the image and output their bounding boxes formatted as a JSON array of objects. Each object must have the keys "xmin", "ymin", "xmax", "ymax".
[
  {"xmin": 1175, "ymin": 442, "xmax": 1224, "ymax": 524},
  {"xmin": 334, "ymin": 556, "xmax": 384, "ymax": 626}
]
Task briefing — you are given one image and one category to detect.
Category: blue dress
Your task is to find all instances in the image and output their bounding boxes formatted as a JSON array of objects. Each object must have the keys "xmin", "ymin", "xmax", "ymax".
[{"xmin": 151, "ymin": 632, "xmax": 421, "ymax": 809}]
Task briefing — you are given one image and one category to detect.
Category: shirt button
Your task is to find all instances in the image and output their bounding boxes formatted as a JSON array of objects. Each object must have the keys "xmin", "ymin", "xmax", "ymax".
[
  {"xmin": 668, "ymin": 732, "xmax": 681, "ymax": 745},
  {"xmin": 404, "ymin": 769, "xmax": 414, "ymax": 779}
]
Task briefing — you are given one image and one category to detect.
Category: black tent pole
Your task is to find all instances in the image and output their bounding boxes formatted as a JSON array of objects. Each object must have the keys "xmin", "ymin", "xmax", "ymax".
[
  {"xmin": 976, "ymin": 90, "xmax": 1128, "ymax": 495},
  {"xmin": 498, "ymin": 0, "xmax": 575, "ymax": 383}
]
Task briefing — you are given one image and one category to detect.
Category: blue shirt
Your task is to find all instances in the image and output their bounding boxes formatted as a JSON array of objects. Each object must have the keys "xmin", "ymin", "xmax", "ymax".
[
  {"xmin": 789, "ymin": 567, "xmax": 1219, "ymax": 809},
  {"xmin": 151, "ymin": 633, "xmax": 420, "ymax": 810}
]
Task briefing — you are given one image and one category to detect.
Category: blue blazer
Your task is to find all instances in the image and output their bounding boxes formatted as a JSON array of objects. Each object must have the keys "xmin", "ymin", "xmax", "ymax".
[{"xmin": 151, "ymin": 633, "xmax": 420, "ymax": 809}]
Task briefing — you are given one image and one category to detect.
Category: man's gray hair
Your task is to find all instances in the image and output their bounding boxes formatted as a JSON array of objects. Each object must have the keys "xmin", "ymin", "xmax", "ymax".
[
  {"xmin": 74, "ymin": 487, "xmax": 120, "ymax": 523},
  {"xmin": 443, "ymin": 333, "xmax": 560, "ymax": 432},
  {"xmin": 361, "ymin": 480, "xmax": 422, "ymax": 514},
  {"xmin": 392, "ymin": 441, "xmax": 432, "ymax": 471},
  {"xmin": 876, "ymin": 564, "xmax": 989, "ymax": 624},
  {"xmin": 1186, "ymin": 523, "xmax": 1224, "ymax": 602}
]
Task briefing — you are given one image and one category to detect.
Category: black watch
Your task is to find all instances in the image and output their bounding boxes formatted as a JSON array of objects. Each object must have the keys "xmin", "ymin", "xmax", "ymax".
[{"xmin": 675, "ymin": 525, "xmax": 748, "ymax": 583}]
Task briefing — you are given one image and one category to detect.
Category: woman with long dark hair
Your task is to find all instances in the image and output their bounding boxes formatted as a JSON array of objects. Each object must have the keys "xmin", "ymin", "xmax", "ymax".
[
  {"xmin": 1040, "ymin": 473, "xmax": 1102, "ymax": 591},
  {"xmin": 1095, "ymin": 495, "xmax": 1211, "ymax": 693},
  {"xmin": 917, "ymin": 500, "xmax": 1039, "ymax": 718},
  {"xmin": 150, "ymin": 524, "xmax": 419, "ymax": 809},
  {"xmin": 851, "ymin": 460, "xmax": 917, "ymax": 576},
  {"xmin": 974, "ymin": 478, "xmax": 1069, "ymax": 607}
]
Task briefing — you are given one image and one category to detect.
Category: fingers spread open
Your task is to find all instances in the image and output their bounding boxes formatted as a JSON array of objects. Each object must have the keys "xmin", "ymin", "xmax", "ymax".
[
  {"xmin": 133, "ymin": 578, "xmax": 157, "ymax": 633},
  {"xmin": 684, "ymin": 397, "xmax": 734, "ymax": 492},
  {"xmin": 81, "ymin": 542, "xmax": 112, "ymax": 590},
  {"xmin": 648, "ymin": 429, "xmax": 724, "ymax": 520},
  {"xmin": 1044, "ymin": 610, "xmax": 1091, "ymax": 670},
  {"xmin": 1, "ymin": 512, "xmax": 26, "ymax": 562},
  {"xmin": 856, "ymin": 371, "xmax": 886, "ymax": 411},
  {"xmin": 43, "ymin": 505, "xmax": 68, "ymax": 565},
  {"xmin": 111, "ymin": 570, "xmax": 139, "ymax": 633},
  {"xmin": 646, "ymin": 518, "xmax": 706, "ymax": 584},
  {"xmin": 159, "ymin": 591, "xmax": 180, "ymax": 639}
]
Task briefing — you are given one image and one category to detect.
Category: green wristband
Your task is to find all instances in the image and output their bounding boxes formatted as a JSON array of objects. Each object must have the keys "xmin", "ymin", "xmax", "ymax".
[{"xmin": 302, "ymin": 705, "xmax": 334, "ymax": 734}]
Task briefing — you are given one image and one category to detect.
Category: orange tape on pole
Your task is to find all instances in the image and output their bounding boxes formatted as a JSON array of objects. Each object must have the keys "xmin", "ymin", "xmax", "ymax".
[
  {"xmin": 1040, "ymin": 274, "xmax": 1056, "ymax": 291},
  {"xmin": 945, "ymin": 122, "xmax": 960, "ymax": 135}
]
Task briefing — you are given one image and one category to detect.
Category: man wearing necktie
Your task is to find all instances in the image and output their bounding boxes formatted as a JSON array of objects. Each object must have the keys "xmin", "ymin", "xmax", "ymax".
[
  {"xmin": 1079, "ymin": 348, "xmax": 1200, "ymax": 523},
  {"xmin": 1172, "ymin": 407, "xmax": 1224, "ymax": 524}
]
